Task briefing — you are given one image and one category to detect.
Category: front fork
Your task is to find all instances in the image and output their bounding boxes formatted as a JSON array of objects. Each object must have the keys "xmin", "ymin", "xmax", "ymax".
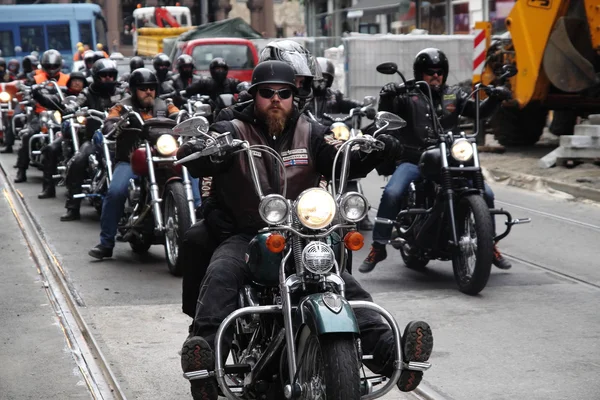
[
  {"xmin": 145, "ymin": 142, "xmax": 164, "ymax": 232},
  {"xmin": 182, "ymin": 165, "xmax": 196, "ymax": 225},
  {"xmin": 440, "ymin": 142, "xmax": 459, "ymax": 246}
]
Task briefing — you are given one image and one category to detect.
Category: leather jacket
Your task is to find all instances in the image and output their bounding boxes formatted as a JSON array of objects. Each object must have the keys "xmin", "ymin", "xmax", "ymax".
[
  {"xmin": 185, "ymin": 76, "xmax": 241, "ymax": 102},
  {"xmin": 308, "ymin": 88, "xmax": 362, "ymax": 120}
]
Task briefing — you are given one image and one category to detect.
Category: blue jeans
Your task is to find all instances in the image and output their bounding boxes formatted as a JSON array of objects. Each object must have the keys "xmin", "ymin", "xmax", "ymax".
[
  {"xmin": 373, "ymin": 162, "xmax": 496, "ymax": 244},
  {"xmin": 100, "ymin": 162, "xmax": 136, "ymax": 248},
  {"xmin": 191, "ymin": 177, "xmax": 201, "ymax": 209}
]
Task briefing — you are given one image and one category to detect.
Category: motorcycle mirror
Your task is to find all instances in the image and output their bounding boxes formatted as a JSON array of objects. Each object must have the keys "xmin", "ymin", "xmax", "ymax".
[
  {"xmin": 376, "ymin": 62, "xmax": 399, "ymax": 75},
  {"xmin": 500, "ymin": 64, "xmax": 517, "ymax": 79},
  {"xmin": 375, "ymin": 111, "xmax": 407, "ymax": 130},
  {"xmin": 172, "ymin": 116, "xmax": 210, "ymax": 137}
]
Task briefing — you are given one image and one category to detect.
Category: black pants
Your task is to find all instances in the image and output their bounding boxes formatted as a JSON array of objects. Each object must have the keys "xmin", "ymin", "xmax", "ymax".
[
  {"xmin": 180, "ymin": 220, "xmax": 220, "ymax": 318},
  {"xmin": 190, "ymin": 234, "xmax": 396, "ymax": 376},
  {"xmin": 16, "ymin": 116, "xmax": 40, "ymax": 170},
  {"xmin": 64, "ymin": 140, "xmax": 96, "ymax": 210},
  {"xmin": 41, "ymin": 136, "xmax": 63, "ymax": 182},
  {"xmin": 2, "ymin": 114, "xmax": 14, "ymax": 147}
]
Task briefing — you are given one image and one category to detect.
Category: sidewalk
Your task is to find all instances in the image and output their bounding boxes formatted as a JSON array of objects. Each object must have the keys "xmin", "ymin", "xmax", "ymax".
[{"xmin": 480, "ymin": 132, "xmax": 600, "ymax": 203}]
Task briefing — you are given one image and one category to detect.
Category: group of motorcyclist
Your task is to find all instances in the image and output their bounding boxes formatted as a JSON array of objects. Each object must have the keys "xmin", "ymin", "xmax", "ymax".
[{"xmin": 1, "ymin": 39, "xmax": 517, "ymax": 399}]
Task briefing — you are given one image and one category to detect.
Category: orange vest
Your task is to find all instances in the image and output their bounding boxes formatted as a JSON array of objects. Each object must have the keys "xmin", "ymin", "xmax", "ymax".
[{"xmin": 34, "ymin": 72, "xmax": 70, "ymax": 114}]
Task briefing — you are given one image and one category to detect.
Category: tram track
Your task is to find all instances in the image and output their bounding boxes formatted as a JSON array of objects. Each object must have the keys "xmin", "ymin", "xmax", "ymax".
[{"xmin": 0, "ymin": 164, "xmax": 127, "ymax": 400}]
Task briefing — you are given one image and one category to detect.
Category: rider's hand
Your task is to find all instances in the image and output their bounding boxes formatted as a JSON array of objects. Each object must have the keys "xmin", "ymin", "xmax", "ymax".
[
  {"xmin": 489, "ymin": 86, "xmax": 512, "ymax": 101},
  {"xmin": 177, "ymin": 139, "xmax": 206, "ymax": 160},
  {"xmin": 62, "ymin": 106, "xmax": 77, "ymax": 116},
  {"xmin": 378, "ymin": 134, "xmax": 404, "ymax": 159},
  {"xmin": 365, "ymin": 107, "xmax": 377, "ymax": 120},
  {"xmin": 381, "ymin": 82, "xmax": 401, "ymax": 95}
]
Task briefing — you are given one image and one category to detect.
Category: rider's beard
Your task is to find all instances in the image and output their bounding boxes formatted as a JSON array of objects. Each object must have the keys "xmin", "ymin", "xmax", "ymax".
[
  {"xmin": 265, "ymin": 108, "xmax": 288, "ymax": 137},
  {"xmin": 139, "ymin": 94, "xmax": 154, "ymax": 108}
]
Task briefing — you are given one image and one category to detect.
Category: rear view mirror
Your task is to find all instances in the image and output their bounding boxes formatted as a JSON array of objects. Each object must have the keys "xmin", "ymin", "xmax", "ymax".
[
  {"xmin": 363, "ymin": 95, "xmax": 376, "ymax": 106},
  {"xmin": 375, "ymin": 111, "xmax": 407, "ymax": 130},
  {"xmin": 376, "ymin": 62, "xmax": 398, "ymax": 75},
  {"xmin": 500, "ymin": 64, "xmax": 517, "ymax": 79},
  {"xmin": 172, "ymin": 116, "xmax": 210, "ymax": 137}
]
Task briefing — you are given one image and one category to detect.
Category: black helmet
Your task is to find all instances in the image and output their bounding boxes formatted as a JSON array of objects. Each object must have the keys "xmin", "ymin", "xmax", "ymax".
[
  {"xmin": 92, "ymin": 51, "xmax": 106, "ymax": 63},
  {"xmin": 0, "ymin": 57, "xmax": 5, "ymax": 70},
  {"xmin": 248, "ymin": 60, "xmax": 297, "ymax": 95},
  {"xmin": 83, "ymin": 50, "xmax": 95, "ymax": 69},
  {"xmin": 413, "ymin": 48, "xmax": 449, "ymax": 85},
  {"xmin": 176, "ymin": 54, "xmax": 195, "ymax": 77},
  {"xmin": 22, "ymin": 55, "xmax": 38, "ymax": 73},
  {"xmin": 8, "ymin": 59, "xmax": 19, "ymax": 73},
  {"xmin": 153, "ymin": 53, "xmax": 171, "ymax": 81},
  {"xmin": 129, "ymin": 56, "xmax": 144, "ymax": 72},
  {"xmin": 67, "ymin": 71, "xmax": 88, "ymax": 89},
  {"xmin": 313, "ymin": 57, "xmax": 335, "ymax": 91},
  {"xmin": 92, "ymin": 58, "xmax": 118, "ymax": 91},
  {"xmin": 129, "ymin": 67, "xmax": 159, "ymax": 93},
  {"xmin": 209, "ymin": 57, "xmax": 228, "ymax": 83},
  {"xmin": 41, "ymin": 49, "xmax": 63, "ymax": 78}
]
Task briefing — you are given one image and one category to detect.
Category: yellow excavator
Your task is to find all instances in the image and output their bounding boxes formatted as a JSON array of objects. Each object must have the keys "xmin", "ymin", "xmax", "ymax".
[{"xmin": 476, "ymin": 0, "xmax": 600, "ymax": 146}]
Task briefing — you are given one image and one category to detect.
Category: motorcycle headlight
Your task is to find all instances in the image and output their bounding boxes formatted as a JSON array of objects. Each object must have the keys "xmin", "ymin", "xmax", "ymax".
[
  {"xmin": 295, "ymin": 188, "xmax": 336, "ymax": 230},
  {"xmin": 53, "ymin": 111, "xmax": 62, "ymax": 124},
  {"xmin": 331, "ymin": 123, "xmax": 350, "ymax": 141},
  {"xmin": 339, "ymin": 192, "xmax": 369, "ymax": 223},
  {"xmin": 156, "ymin": 134, "xmax": 178, "ymax": 156},
  {"xmin": 76, "ymin": 115, "xmax": 86, "ymax": 124},
  {"xmin": 450, "ymin": 139, "xmax": 474, "ymax": 162},
  {"xmin": 258, "ymin": 194, "xmax": 289, "ymax": 225},
  {"xmin": 0, "ymin": 92, "xmax": 11, "ymax": 102}
]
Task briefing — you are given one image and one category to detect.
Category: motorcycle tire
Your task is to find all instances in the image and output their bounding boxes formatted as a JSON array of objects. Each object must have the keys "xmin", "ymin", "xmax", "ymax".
[
  {"xmin": 163, "ymin": 181, "xmax": 193, "ymax": 276},
  {"xmin": 451, "ymin": 194, "xmax": 494, "ymax": 295},
  {"xmin": 295, "ymin": 328, "xmax": 360, "ymax": 400}
]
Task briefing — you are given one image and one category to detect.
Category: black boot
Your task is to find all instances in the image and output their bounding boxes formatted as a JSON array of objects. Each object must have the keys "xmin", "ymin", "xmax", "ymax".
[
  {"xmin": 0, "ymin": 146, "xmax": 13, "ymax": 154},
  {"xmin": 60, "ymin": 208, "xmax": 80, "ymax": 221},
  {"xmin": 14, "ymin": 169, "xmax": 27, "ymax": 183},
  {"xmin": 88, "ymin": 244, "xmax": 113, "ymax": 259},
  {"xmin": 38, "ymin": 175, "xmax": 56, "ymax": 199}
]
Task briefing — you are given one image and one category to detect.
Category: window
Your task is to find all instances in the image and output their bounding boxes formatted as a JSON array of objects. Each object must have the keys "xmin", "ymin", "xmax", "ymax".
[
  {"xmin": 95, "ymin": 16, "xmax": 108, "ymax": 48},
  {"xmin": 46, "ymin": 24, "xmax": 71, "ymax": 51},
  {"xmin": 0, "ymin": 31, "xmax": 15, "ymax": 56},
  {"xmin": 181, "ymin": 13, "xmax": 189, "ymax": 26},
  {"xmin": 191, "ymin": 44, "xmax": 255, "ymax": 70},
  {"xmin": 79, "ymin": 22, "xmax": 92, "ymax": 48},
  {"xmin": 19, "ymin": 25, "xmax": 45, "ymax": 53}
]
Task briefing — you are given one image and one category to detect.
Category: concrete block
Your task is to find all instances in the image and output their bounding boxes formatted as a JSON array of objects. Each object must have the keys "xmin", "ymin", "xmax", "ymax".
[
  {"xmin": 559, "ymin": 135, "xmax": 600, "ymax": 148},
  {"xmin": 556, "ymin": 147, "xmax": 600, "ymax": 159},
  {"xmin": 539, "ymin": 147, "xmax": 563, "ymax": 168},
  {"xmin": 573, "ymin": 124, "xmax": 600, "ymax": 137}
]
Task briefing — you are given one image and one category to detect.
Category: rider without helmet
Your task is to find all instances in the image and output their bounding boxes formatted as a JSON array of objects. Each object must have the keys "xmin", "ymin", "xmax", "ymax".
[
  {"xmin": 41, "ymin": 49, "xmax": 63, "ymax": 79},
  {"xmin": 128, "ymin": 67, "xmax": 159, "ymax": 107},
  {"xmin": 209, "ymin": 57, "xmax": 228, "ymax": 83},
  {"xmin": 129, "ymin": 56, "xmax": 144, "ymax": 73},
  {"xmin": 152, "ymin": 53, "xmax": 172, "ymax": 82},
  {"xmin": 413, "ymin": 48, "xmax": 449, "ymax": 89},
  {"xmin": 176, "ymin": 54, "xmax": 195, "ymax": 79},
  {"xmin": 92, "ymin": 58, "xmax": 118, "ymax": 92}
]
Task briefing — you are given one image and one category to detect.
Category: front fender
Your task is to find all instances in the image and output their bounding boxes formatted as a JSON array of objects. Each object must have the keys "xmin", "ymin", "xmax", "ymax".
[
  {"xmin": 456, "ymin": 187, "xmax": 483, "ymax": 198},
  {"xmin": 296, "ymin": 292, "xmax": 359, "ymax": 335}
]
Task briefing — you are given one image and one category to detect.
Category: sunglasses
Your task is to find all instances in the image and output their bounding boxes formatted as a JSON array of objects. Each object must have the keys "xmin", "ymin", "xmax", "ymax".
[
  {"xmin": 98, "ymin": 72, "xmax": 115, "ymax": 78},
  {"xmin": 137, "ymin": 86, "xmax": 156, "ymax": 92},
  {"xmin": 424, "ymin": 69, "xmax": 444, "ymax": 76},
  {"xmin": 257, "ymin": 88, "xmax": 293, "ymax": 100}
]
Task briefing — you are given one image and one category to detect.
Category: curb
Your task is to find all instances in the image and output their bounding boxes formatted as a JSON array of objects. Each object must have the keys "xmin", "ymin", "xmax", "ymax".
[{"xmin": 482, "ymin": 167, "xmax": 600, "ymax": 203}]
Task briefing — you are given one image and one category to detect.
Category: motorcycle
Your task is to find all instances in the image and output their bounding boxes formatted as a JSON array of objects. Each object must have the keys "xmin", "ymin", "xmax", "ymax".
[
  {"xmin": 174, "ymin": 112, "xmax": 430, "ymax": 399},
  {"xmin": 115, "ymin": 105, "xmax": 196, "ymax": 276},
  {"xmin": 374, "ymin": 62, "xmax": 530, "ymax": 295},
  {"xmin": 0, "ymin": 81, "xmax": 19, "ymax": 145}
]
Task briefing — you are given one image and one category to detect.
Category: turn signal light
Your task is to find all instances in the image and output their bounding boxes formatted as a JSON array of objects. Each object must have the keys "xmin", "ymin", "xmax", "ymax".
[
  {"xmin": 40, "ymin": 125, "xmax": 48, "ymax": 133},
  {"xmin": 344, "ymin": 231, "xmax": 364, "ymax": 251},
  {"xmin": 266, "ymin": 233, "xmax": 286, "ymax": 253}
]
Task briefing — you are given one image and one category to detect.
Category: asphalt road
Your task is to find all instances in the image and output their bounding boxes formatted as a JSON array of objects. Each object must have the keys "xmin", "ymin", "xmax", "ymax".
[{"xmin": 1, "ymin": 148, "xmax": 599, "ymax": 400}]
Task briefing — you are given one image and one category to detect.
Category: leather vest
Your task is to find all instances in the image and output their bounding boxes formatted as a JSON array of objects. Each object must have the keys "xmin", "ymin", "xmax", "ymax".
[{"xmin": 218, "ymin": 115, "xmax": 322, "ymax": 233}]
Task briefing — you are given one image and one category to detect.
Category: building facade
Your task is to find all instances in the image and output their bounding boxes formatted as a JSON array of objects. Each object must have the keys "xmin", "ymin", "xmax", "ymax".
[{"xmin": 304, "ymin": 0, "xmax": 516, "ymax": 37}]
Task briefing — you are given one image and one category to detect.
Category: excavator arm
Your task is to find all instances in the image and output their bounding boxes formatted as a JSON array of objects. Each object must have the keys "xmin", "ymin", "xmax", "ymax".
[{"xmin": 154, "ymin": 7, "xmax": 180, "ymax": 28}]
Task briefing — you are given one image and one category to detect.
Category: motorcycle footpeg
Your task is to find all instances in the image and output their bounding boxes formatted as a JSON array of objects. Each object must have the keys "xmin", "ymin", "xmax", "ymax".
[
  {"xmin": 403, "ymin": 361, "xmax": 431, "ymax": 372},
  {"xmin": 183, "ymin": 369, "xmax": 214, "ymax": 381},
  {"xmin": 509, "ymin": 217, "xmax": 531, "ymax": 225}
]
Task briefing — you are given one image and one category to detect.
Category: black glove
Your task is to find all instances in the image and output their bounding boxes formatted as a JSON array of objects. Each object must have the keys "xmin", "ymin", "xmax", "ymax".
[
  {"xmin": 381, "ymin": 82, "xmax": 401, "ymax": 95},
  {"xmin": 488, "ymin": 86, "xmax": 512, "ymax": 101},
  {"xmin": 177, "ymin": 139, "xmax": 206, "ymax": 160},
  {"xmin": 378, "ymin": 134, "xmax": 404, "ymax": 159},
  {"xmin": 365, "ymin": 106, "xmax": 377, "ymax": 120},
  {"xmin": 61, "ymin": 106, "xmax": 77, "ymax": 116}
]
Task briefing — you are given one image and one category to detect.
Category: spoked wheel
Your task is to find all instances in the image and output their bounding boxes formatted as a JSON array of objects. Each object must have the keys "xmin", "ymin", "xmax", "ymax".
[
  {"xmin": 163, "ymin": 181, "xmax": 192, "ymax": 276},
  {"xmin": 452, "ymin": 195, "xmax": 494, "ymax": 295},
  {"xmin": 295, "ymin": 329, "xmax": 360, "ymax": 400}
]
